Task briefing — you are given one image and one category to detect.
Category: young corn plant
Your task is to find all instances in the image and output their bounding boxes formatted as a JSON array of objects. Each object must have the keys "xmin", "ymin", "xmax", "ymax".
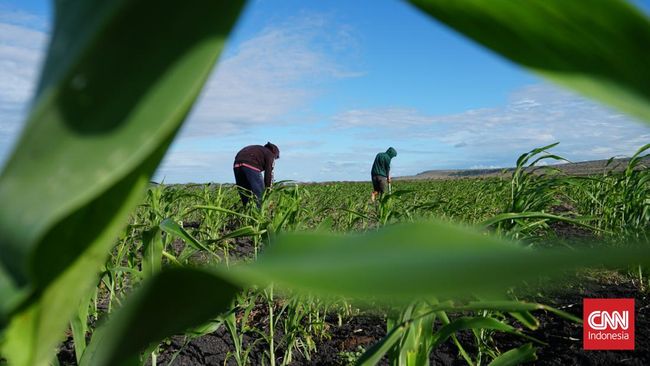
[
  {"xmin": 224, "ymin": 290, "xmax": 261, "ymax": 366},
  {"xmin": 567, "ymin": 143, "xmax": 650, "ymax": 241},
  {"xmin": 619, "ymin": 144, "xmax": 650, "ymax": 240},
  {"xmin": 3, "ymin": 2, "xmax": 650, "ymax": 366},
  {"xmin": 358, "ymin": 298, "xmax": 578, "ymax": 366},
  {"xmin": 482, "ymin": 143, "xmax": 598, "ymax": 242},
  {"xmin": 277, "ymin": 295, "xmax": 320, "ymax": 365},
  {"xmin": 374, "ymin": 189, "xmax": 417, "ymax": 227}
]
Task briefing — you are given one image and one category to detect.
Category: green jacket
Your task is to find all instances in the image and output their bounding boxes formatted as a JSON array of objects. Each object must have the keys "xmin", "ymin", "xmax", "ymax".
[{"xmin": 371, "ymin": 147, "xmax": 397, "ymax": 177}]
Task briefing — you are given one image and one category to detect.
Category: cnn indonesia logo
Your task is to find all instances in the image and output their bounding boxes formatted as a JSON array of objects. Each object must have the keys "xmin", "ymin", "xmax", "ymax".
[{"xmin": 583, "ymin": 298, "xmax": 635, "ymax": 350}]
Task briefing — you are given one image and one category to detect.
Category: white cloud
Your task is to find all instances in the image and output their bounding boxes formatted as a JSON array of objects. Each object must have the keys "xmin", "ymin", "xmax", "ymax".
[
  {"xmin": 331, "ymin": 84, "xmax": 650, "ymax": 167},
  {"xmin": 154, "ymin": 150, "xmax": 234, "ymax": 184},
  {"xmin": 469, "ymin": 164, "xmax": 502, "ymax": 170},
  {"xmin": 2, "ymin": 6, "xmax": 647, "ymax": 183},
  {"xmin": 0, "ymin": 6, "xmax": 49, "ymax": 30},
  {"xmin": 0, "ymin": 23, "xmax": 47, "ymax": 105},
  {"xmin": 277, "ymin": 150, "xmax": 373, "ymax": 182},
  {"xmin": 0, "ymin": 9, "xmax": 363, "ymax": 181},
  {"xmin": 0, "ymin": 20, "xmax": 48, "ymax": 166},
  {"xmin": 332, "ymin": 108, "xmax": 437, "ymax": 129},
  {"xmin": 177, "ymin": 14, "xmax": 362, "ymax": 138}
]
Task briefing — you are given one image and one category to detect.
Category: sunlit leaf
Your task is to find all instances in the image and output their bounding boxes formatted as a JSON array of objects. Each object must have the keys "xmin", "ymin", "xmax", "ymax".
[
  {"xmin": 160, "ymin": 218, "xmax": 220, "ymax": 259},
  {"xmin": 410, "ymin": 0, "xmax": 650, "ymax": 124},
  {"xmin": 227, "ymin": 221, "xmax": 650, "ymax": 300},
  {"xmin": 79, "ymin": 268, "xmax": 239, "ymax": 366},
  {"xmin": 356, "ymin": 325, "xmax": 406, "ymax": 366},
  {"xmin": 0, "ymin": 0, "xmax": 244, "ymax": 364},
  {"xmin": 489, "ymin": 343, "xmax": 537, "ymax": 366}
]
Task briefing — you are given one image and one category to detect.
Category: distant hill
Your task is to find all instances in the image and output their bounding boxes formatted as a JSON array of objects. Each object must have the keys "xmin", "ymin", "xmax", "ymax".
[{"xmin": 398, "ymin": 156, "xmax": 650, "ymax": 180}]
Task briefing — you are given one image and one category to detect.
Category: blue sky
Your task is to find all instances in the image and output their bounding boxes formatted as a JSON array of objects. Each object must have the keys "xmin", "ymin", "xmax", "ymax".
[{"xmin": 1, "ymin": 0, "xmax": 650, "ymax": 183}]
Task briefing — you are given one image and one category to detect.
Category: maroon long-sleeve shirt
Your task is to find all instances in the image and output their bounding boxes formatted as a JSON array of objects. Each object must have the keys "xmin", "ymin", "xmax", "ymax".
[{"xmin": 234, "ymin": 145, "xmax": 276, "ymax": 187}]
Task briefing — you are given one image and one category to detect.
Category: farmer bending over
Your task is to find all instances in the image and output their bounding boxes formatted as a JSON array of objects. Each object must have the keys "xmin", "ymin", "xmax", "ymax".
[
  {"xmin": 233, "ymin": 142, "xmax": 280, "ymax": 207},
  {"xmin": 371, "ymin": 147, "xmax": 397, "ymax": 201}
]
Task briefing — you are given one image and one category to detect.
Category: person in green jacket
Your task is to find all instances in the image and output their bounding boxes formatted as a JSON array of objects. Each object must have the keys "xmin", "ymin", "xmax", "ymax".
[{"xmin": 371, "ymin": 147, "xmax": 397, "ymax": 201}]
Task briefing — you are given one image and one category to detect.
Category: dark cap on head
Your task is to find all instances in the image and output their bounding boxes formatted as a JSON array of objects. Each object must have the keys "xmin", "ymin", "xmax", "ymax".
[{"xmin": 265, "ymin": 142, "xmax": 280, "ymax": 159}]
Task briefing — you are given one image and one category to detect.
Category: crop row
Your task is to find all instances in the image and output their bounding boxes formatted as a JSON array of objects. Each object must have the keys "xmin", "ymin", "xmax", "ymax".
[{"xmin": 54, "ymin": 143, "xmax": 647, "ymax": 365}]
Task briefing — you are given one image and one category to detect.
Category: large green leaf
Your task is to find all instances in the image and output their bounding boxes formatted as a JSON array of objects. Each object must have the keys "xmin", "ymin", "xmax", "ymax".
[
  {"xmin": 79, "ymin": 268, "xmax": 239, "ymax": 366},
  {"xmin": 355, "ymin": 325, "xmax": 406, "ymax": 366},
  {"xmin": 227, "ymin": 221, "xmax": 650, "ymax": 300},
  {"xmin": 1, "ymin": 154, "xmax": 158, "ymax": 366},
  {"xmin": 430, "ymin": 317, "xmax": 519, "ymax": 350},
  {"xmin": 488, "ymin": 343, "xmax": 537, "ymax": 366},
  {"xmin": 480, "ymin": 212, "xmax": 604, "ymax": 233},
  {"xmin": 142, "ymin": 227, "xmax": 163, "ymax": 278},
  {"xmin": 0, "ymin": 262, "xmax": 24, "ymax": 331},
  {"xmin": 0, "ymin": 0, "xmax": 245, "ymax": 364},
  {"xmin": 410, "ymin": 0, "xmax": 650, "ymax": 124},
  {"xmin": 159, "ymin": 218, "xmax": 220, "ymax": 259}
]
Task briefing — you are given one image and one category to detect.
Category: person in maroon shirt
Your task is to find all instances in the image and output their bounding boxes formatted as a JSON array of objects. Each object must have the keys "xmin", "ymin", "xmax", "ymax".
[{"xmin": 233, "ymin": 142, "xmax": 280, "ymax": 207}]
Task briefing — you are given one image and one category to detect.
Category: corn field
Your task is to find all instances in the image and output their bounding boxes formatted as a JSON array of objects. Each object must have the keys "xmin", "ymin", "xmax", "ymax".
[
  {"xmin": 1, "ymin": 1, "xmax": 650, "ymax": 365},
  {"xmin": 12, "ymin": 143, "xmax": 650, "ymax": 365}
]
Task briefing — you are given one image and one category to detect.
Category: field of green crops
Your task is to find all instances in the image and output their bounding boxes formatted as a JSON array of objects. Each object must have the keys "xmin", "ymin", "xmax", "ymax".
[
  {"xmin": 2, "ymin": 1, "xmax": 650, "ymax": 365},
  {"xmin": 42, "ymin": 143, "xmax": 647, "ymax": 366}
]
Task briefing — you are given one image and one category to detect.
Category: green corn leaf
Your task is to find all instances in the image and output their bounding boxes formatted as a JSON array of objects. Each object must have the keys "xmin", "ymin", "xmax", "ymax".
[
  {"xmin": 142, "ymin": 228, "xmax": 163, "ymax": 278},
  {"xmin": 79, "ymin": 268, "xmax": 239, "ymax": 366},
  {"xmin": 355, "ymin": 324, "xmax": 406, "ymax": 366},
  {"xmin": 626, "ymin": 143, "xmax": 650, "ymax": 175},
  {"xmin": 0, "ymin": 262, "xmax": 25, "ymax": 331},
  {"xmin": 488, "ymin": 343, "xmax": 537, "ymax": 366},
  {"xmin": 446, "ymin": 300, "xmax": 581, "ymax": 324},
  {"xmin": 109, "ymin": 266, "xmax": 144, "ymax": 280},
  {"xmin": 70, "ymin": 288, "xmax": 96, "ymax": 364},
  {"xmin": 316, "ymin": 217, "xmax": 335, "ymax": 231},
  {"xmin": 446, "ymin": 318, "xmax": 543, "ymax": 355},
  {"xmin": 472, "ymin": 297, "xmax": 541, "ymax": 330},
  {"xmin": 430, "ymin": 317, "xmax": 515, "ymax": 350},
  {"xmin": 226, "ymin": 221, "xmax": 650, "ymax": 301},
  {"xmin": 403, "ymin": 307, "xmax": 436, "ymax": 366},
  {"xmin": 341, "ymin": 208, "xmax": 372, "ymax": 221},
  {"xmin": 1, "ymin": 170, "xmax": 154, "ymax": 366},
  {"xmin": 480, "ymin": 212, "xmax": 606, "ymax": 234},
  {"xmin": 207, "ymin": 225, "xmax": 264, "ymax": 243},
  {"xmin": 508, "ymin": 311, "xmax": 540, "ymax": 331},
  {"xmin": 386, "ymin": 189, "xmax": 416, "ymax": 198},
  {"xmin": 527, "ymin": 154, "xmax": 569, "ymax": 171},
  {"xmin": 435, "ymin": 311, "xmax": 474, "ymax": 366},
  {"xmin": 0, "ymin": 0, "xmax": 244, "ymax": 364},
  {"xmin": 195, "ymin": 205, "xmax": 256, "ymax": 221},
  {"xmin": 160, "ymin": 218, "xmax": 220, "ymax": 260},
  {"xmin": 410, "ymin": 0, "xmax": 650, "ymax": 124},
  {"xmin": 515, "ymin": 143, "xmax": 561, "ymax": 169},
  {"xmin": 187, "ymin": 318, "xmax": 226, "ymax": 338}
]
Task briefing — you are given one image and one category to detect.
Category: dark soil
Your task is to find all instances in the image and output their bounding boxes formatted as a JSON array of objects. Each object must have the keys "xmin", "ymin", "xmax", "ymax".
[
  {"xmin": 56, "ymin": 275, "xmax": 647, "ymax": 365},
  {"xmin": 509, "ymin": 278, "xmax": 648, "ymax": 366},
  {"xmin": 299, "ymin": 314, "xmax": 472, "ymax": 366},
  {"xmin": 547, "ymin": 203, "xmax": 595, "ymax": 242},
  {"xmin": 55, "ymin": 216, "xmax": 648, "ymax": 365},
  {"xmin": 170, "ymin": 222, "xmax": 259, "ymax": 264}
]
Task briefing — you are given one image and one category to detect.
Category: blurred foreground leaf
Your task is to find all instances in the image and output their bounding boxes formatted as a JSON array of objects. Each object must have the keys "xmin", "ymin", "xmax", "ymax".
[
  {"xmin": 0, "ymin": 0, "xmax": 244, "ymax": 364},
  {"xmin": 489, "ymin": 343, "xmax": 537, "ymax": 366},
  {"xmin": 227, "ymin": 221, "xmax": 650, "ymax": 300},
  {"xmin": 79, "ymin": 268, "xmax": 239, "ymax": 366},
  {"xmin": 410, "ymin": 0, "xmax": 650, "ymax": 124}
]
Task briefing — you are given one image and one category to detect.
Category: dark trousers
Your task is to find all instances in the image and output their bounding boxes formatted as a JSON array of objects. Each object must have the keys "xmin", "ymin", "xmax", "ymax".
[
  {"xmin": 234, "ymin": 166, "xmax": 264, "ymax": 207},
  {"xmin": 372, "ymin": 175, "xmax": 388, "ymax": 194}
]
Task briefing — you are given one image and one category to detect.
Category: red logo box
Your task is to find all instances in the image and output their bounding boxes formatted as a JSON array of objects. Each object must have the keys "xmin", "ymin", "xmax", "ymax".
[{"xmin": 583, "ymin": 298, "xmax": 635, "ymax": 350}]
